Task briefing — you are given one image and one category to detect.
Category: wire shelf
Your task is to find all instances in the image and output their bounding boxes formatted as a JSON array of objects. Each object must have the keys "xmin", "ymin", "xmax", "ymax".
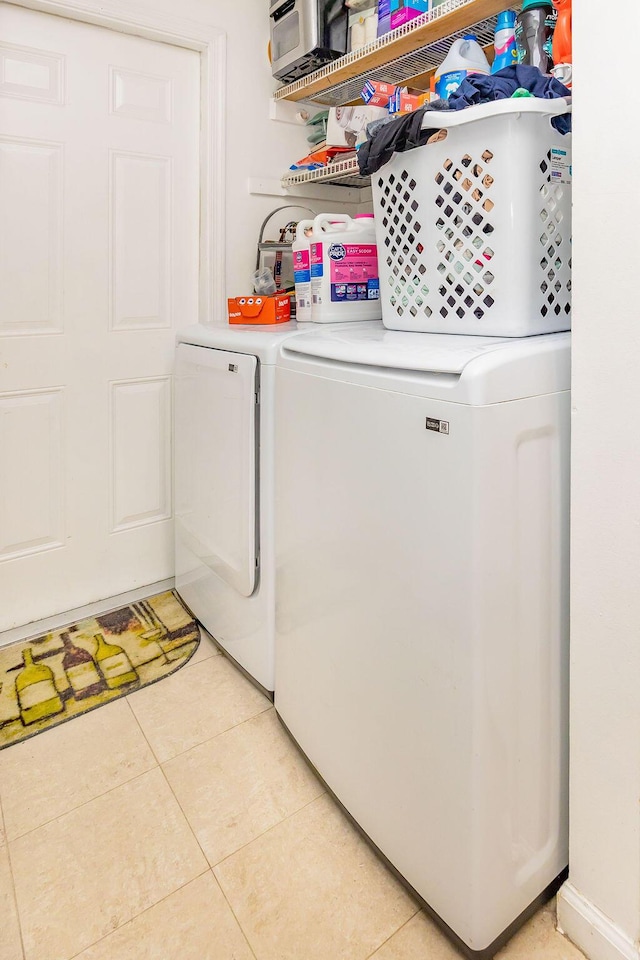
[
  {"xmin": 272, "ymin": 0, "xmax": 507, "ymax": 106},
  {"xmin": 282, "ymin": 157, "xmax": 370, "ymax": 190}
]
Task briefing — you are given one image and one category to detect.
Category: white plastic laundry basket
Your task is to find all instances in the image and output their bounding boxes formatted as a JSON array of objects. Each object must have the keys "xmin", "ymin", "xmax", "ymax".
[{"xmin": 372, "ymin": 98, "xmax": 572, "ymax": 337}]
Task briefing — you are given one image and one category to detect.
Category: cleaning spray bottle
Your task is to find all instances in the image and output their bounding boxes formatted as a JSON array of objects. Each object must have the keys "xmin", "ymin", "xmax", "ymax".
[{"xmin": 491, "ymin": 10, "xmax": 518, "ymax": 73}]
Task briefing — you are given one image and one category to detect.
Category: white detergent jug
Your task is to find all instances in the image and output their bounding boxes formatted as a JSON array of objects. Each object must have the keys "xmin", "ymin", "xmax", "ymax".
[
  {"xmin": 310, "ymin": 213, "xmax": 382, "ymax": 323},
  {"xmin": 435, "ymin": 35, "xmax": 490, "ymax": 100},
  {"xmin": 292, "ymin": 219, "xmax": 315, "ymax": 322}
]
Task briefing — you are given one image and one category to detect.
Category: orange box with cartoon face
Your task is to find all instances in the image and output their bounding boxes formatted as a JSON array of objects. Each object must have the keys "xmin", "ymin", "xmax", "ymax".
[{"xmin": 227, "ymin": 294, "xmax": 291, "ymax": 325}]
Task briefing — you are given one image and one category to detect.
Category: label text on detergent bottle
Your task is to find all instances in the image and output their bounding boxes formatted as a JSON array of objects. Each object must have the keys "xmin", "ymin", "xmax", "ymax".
[
  {"xmin": 310, "ymin": 242, "xmax": 324, "ymax": 305},
  {"xmin": 293, "ymin": 249, "xmax": 311, "ymax": 283},
  {"xmin": 329, "ymin": 243, "xmax": 380, "ymax": 303},
  {"xmin": 435, "ymin": 69, "xmax": 466, "ymax": 100},
  {"xmin": 310, "ymin": 243, "xmax": 324, "ymax": 277}
]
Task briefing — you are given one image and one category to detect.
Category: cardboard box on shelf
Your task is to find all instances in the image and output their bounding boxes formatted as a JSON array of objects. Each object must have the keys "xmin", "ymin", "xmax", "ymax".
[
  {"xmin": 390, "ymin": 0, "xmax": 430, "ymax": 30},
  {"xmin": 326, "ymin": 105, "xmax": 388, "ymax": 148},
  {"xmin": 228, "ymin": 294, "xmax": 291, "ymax": 325},
  {"xmin": 361, "ymin": 79, "xmax": 397, "ymax": 107},
  {"xmin": 388, "ymin": 87, "xmax": 429, "ymax": 114}
]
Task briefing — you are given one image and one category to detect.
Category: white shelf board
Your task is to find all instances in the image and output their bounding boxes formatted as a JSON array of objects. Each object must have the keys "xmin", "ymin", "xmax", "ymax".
[{"xmin": 249, "ymin": 176, "xmax": 368, "ymax": 204}]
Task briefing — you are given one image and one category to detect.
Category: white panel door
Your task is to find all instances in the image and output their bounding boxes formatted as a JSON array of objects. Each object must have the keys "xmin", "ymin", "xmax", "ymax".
[{"xmin": 0, "ymin": 6, "xmax": 200, "ymax": 630}]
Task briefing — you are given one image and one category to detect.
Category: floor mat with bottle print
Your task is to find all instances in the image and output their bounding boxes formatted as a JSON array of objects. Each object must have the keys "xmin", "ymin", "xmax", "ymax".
[{"xmin": 0, "ymin": 590, "xmax": 199, "ymax": 750}]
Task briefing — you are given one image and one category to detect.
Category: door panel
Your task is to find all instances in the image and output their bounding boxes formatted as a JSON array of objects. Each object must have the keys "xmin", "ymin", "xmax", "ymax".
[
  {"xmin": 0, "ymin": 136, "xmax": 63, "ymax": 335},
  {"xmin": 0, "ymin": 6, "xmax": 200, "ymax": 630}
]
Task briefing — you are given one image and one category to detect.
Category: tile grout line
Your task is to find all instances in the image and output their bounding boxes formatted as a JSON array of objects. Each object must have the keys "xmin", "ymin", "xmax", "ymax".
[
  {"xmin": 0, "ymin": 787, "xmax": 27, "ymax": 960},
  {"xmin": 179, "ymin": 641, "xmax": 221, "ymax": 672},
  {"xmin": 159, "ymin": 702, "xmax": 276, "ymax": 766},
  {"xmin": 127, "ymin": 672, "xmax": 264, "ymax": 960},
  {"xmin": 124, "ymin": 642, "xmax": 274, "ymax": 762},
  {"xmin": 5, "ymin": 761, "xmax": 163, "ymax": 845},
  {"xmin": 0, "ymin": 651, "xmax": 221, "ymax": 845},
  {"xmin": 210, "ymin": 789, "xmax": 328, "ymax": 872},
  {"xmin": 152, "ymin": 763, "xmax": 257, "ymax": 960},
  {"xmin": 151, "ymin": 701, "xmax": 326, "ymax": 868},
  {"xmin": 152, "ymin": 719, "xmax": 317, "ymax": 902},
  {"xmin": 1, "ymin": 772, "xmax": 160, "ymax": 845},
  {"xmin": 1, "ymin": 635, "xmax": 263, "ymax": 841},
  {"xmin": 147, "ymin": 700, "xmax": 324, "ymax": 960},
  {"xmin": 362, "ymin": 909, "xmax": 422, "ymax": 960},
  {"xmin": 64, "ymin": 868, "xmax": 212, "ymax": 960},
  {"xmin": 151, "ymin": 700, "xmax": 328, "ymax": 873},
  {"xmin": 123, "ymin": 695, "xmax": 165, "ymax": 767},
  {"xmin": 125, "ymin": 684, "xmax": 274, "ymax": 766},
  {"xmin": 208, "ymin": 866, "xmax": 259, "ymax": 960},
  {"xmin": 156, "ymin": 760, "xmax": 212, "ymax": 868}
]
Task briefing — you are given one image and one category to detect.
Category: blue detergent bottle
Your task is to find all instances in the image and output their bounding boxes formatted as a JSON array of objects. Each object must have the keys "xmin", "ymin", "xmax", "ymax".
[{"xmin": 492, "ymin": 10, "xmax": 518, "ymax": 73}]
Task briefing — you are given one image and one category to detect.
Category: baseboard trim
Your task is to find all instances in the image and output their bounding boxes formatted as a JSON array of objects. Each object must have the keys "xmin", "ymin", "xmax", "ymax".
[
  {"xmin": 557, "ymin": 882, "xmax": 640, "ymax": 960},
  {"xmin": 0, "ymin": 578, "xmax": 175, "ymax": 649}
]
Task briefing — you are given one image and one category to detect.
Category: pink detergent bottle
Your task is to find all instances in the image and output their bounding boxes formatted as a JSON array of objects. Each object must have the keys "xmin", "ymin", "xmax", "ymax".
[{"xmin": 309, "ymin": 213, "xmax": 382, "ymax": 323}]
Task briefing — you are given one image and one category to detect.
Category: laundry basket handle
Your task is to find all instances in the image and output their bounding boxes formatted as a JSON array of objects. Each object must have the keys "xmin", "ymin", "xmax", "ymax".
[{"xmin": 420, "ymin": 97, "xmax": 572, "ymax": 132}]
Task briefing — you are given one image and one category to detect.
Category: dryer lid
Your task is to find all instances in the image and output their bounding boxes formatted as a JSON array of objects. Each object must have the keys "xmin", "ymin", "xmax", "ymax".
[{"xmin": 176, "ymin": 322, "xmax": 300, "ymax": 364}]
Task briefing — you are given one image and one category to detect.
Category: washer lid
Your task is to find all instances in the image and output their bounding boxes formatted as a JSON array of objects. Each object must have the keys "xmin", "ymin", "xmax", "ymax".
[
  {"xmin": 280, "ymin": 325, "xmax": 571, "ymax": 404},
  {"xmin": 282, "ymin": 324, "xmax": 514, "ymax": 374}
]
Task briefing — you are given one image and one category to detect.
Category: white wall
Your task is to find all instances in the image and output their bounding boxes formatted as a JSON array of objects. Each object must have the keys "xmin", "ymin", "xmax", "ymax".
[
  {"xmin": 127, "ymin": 0, "xmax": 361, "ymax": 304},
  {"xmin": 557, "ymin": 2, "xmax": 640, "ymax": 958}
]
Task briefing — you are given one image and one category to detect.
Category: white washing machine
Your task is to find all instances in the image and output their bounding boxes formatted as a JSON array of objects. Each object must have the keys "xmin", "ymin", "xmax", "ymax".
[
  {"xmin": 274, "ymin": 324, "xmax": 570, "ymax": 957},
  {"xmin": 174, "ymin": 321, "xmax": 379, "ymax": 694}
]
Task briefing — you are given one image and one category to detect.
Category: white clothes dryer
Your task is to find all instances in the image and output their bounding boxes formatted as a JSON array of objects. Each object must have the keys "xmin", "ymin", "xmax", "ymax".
[
  {"xmin": 174, "ymin": 322, "xmax": 303, "ymax": 695},
  {"xmin": 174, "ymin": 321, "xmax": 379, "ymax": 695},
  {"xmin": 274, "ymin": 324, "xmax": 570, "ymax": 956}
]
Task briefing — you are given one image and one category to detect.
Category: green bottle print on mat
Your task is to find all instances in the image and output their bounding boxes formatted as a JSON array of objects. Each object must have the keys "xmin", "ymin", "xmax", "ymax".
[
  {"xmin": 16, "ymin": 648, "xmax": 64, "ymax": 725},
  {"xmin": 61, "ymin": 632, "xmax": 106, "ymax": 700},
  {"xmin": 93, "ymin": 633, "xmax": 138, "ymax": 689}
]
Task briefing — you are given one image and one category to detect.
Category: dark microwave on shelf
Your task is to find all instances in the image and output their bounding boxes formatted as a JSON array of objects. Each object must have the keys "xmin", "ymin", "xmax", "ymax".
[{"xmin": 270, "ymin": 0, "xmax": 349, "ymax": 84}]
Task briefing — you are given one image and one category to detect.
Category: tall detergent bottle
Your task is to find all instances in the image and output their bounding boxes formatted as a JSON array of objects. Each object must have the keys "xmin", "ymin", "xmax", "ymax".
[
  {"xmin": 491, "ymin": 10, "xmax": 518, "ymax": 72},
  {"xmin": 551, "ymin": 0, "xmax": 572, "ymax": 87},
  {"xmin": 310, "ymin": 213, "xmax": 382, "ymax": 322},
  {"xmin": 435, "ymin": 36, "xmax": 490, "ymax": 100},
  {"xmin": 515, "ymin": 0, "xmax": 554, "ymax": 73},
  {"xmin": 292, "ymin": 219, "xmax": 315, "ymax": 322}
]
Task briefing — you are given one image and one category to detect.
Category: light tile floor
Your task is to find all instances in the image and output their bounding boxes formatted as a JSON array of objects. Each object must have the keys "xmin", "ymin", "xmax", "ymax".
[{"xmin": 0, "ymin": 630, "xmax": 587, "ymax": 960}]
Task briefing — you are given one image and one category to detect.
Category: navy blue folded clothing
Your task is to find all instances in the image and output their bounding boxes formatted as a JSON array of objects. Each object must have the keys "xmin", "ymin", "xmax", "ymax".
[{"xmin": 448, "ymin": 65, "xmax": 571, "ymax": 133}]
